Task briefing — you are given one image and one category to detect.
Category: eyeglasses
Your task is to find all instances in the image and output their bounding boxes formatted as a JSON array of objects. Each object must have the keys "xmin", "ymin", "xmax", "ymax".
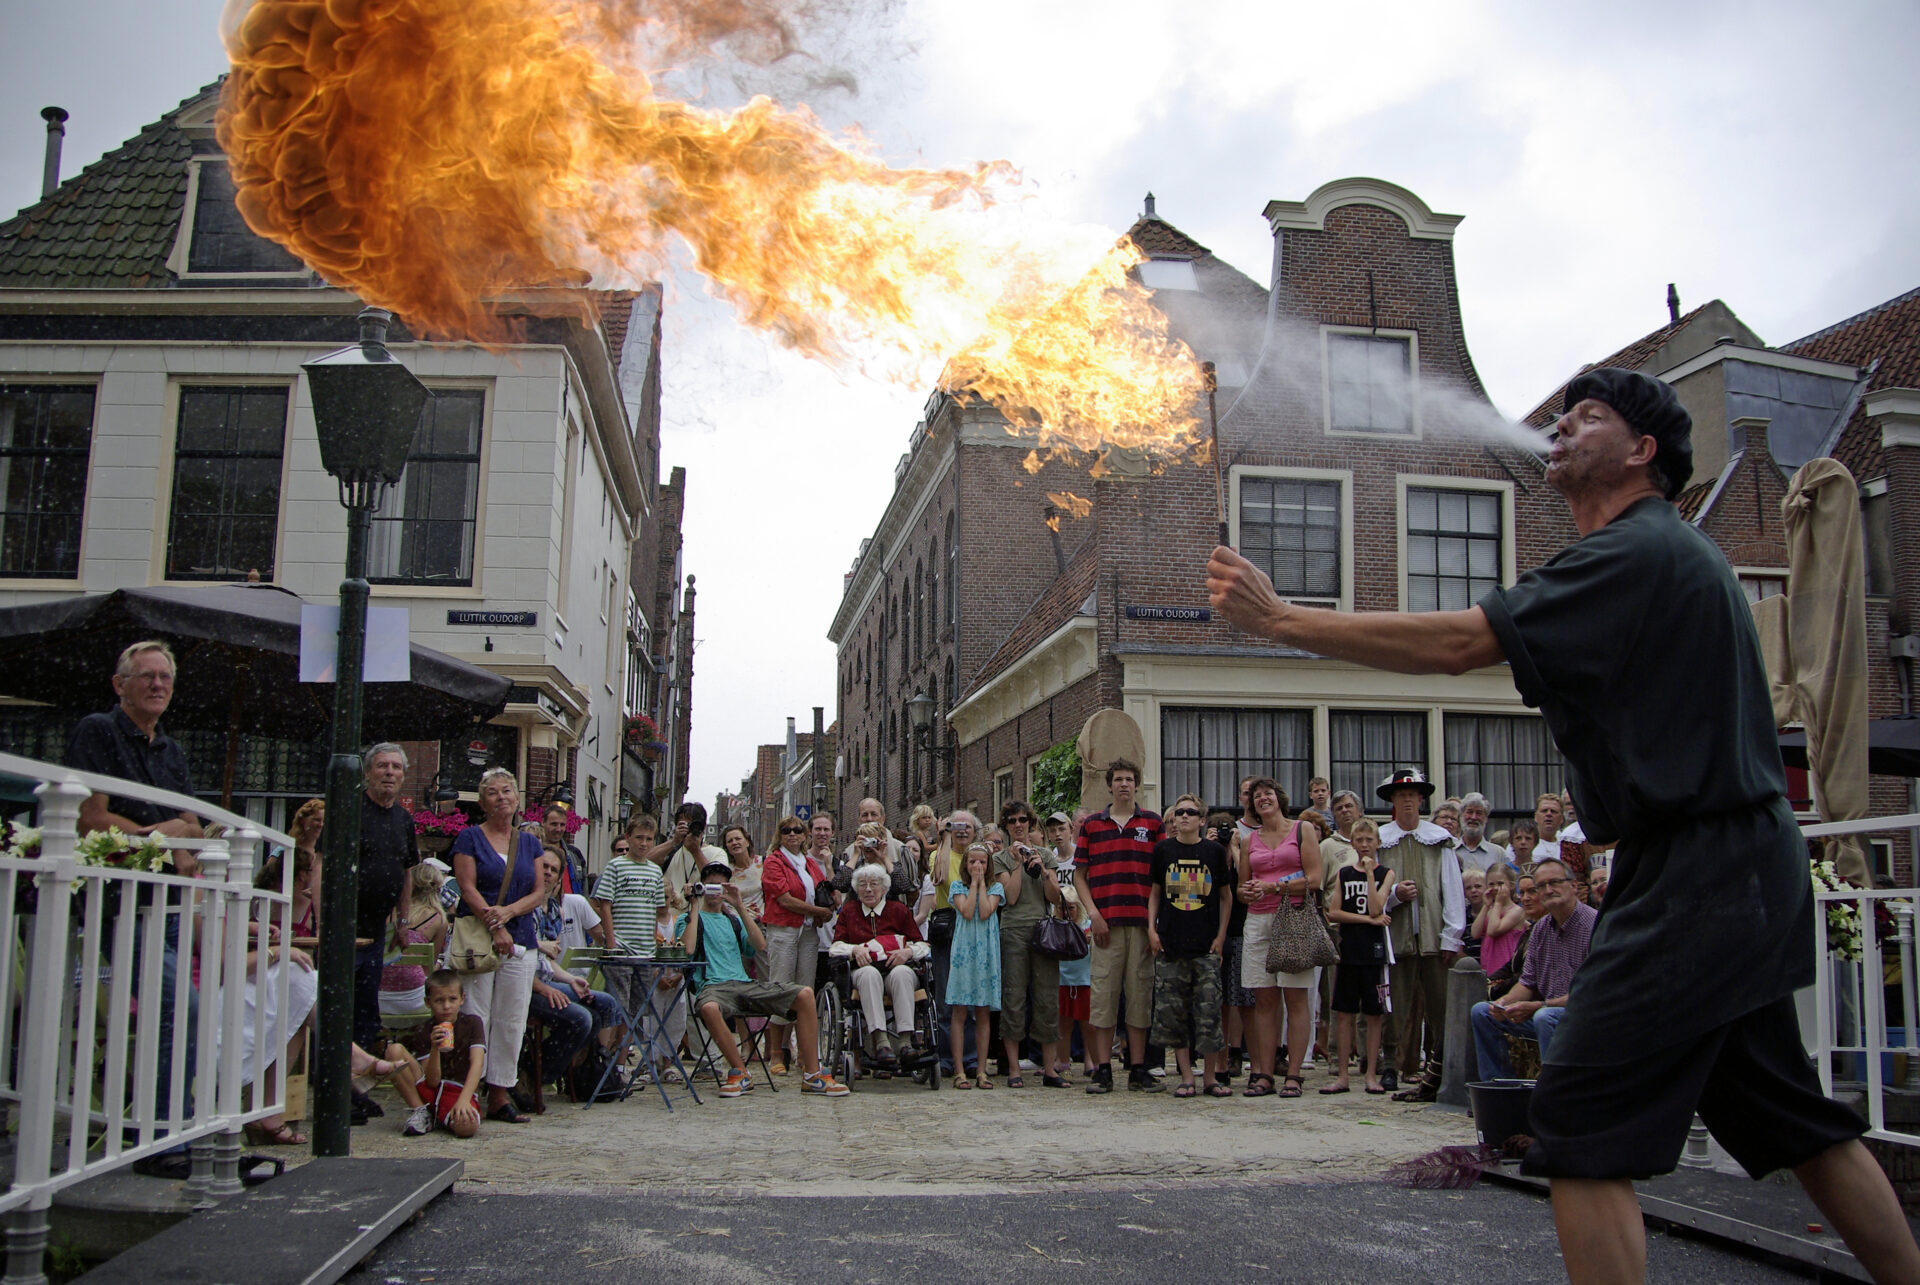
[
  {"xmin": 1170, "ymin": 808, "xmax": 1203, "ymax": 818},
  {"xmin": 1534, "ymin": 876, "xmax": 1572, "ymax": 888},
  {"xmin": 779, "ymin": 825, "xmax": 805, "ymax": 835}
]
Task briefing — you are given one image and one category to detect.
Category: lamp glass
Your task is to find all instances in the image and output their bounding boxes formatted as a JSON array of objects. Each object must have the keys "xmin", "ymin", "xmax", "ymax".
[{"xmin": 906, "ymin": 690, "xmax": 933, "ymax": 734}]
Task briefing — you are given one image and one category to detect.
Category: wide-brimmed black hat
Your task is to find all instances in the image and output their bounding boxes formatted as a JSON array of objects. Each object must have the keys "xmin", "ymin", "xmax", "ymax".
[{"xmin": 1376, "ymin": 768, "xmax": 1436, "ymax": 803}]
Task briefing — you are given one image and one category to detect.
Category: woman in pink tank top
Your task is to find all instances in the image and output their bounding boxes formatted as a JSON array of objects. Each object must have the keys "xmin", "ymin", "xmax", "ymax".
[{"xmin": 1235, "ymin": 777, "xmax": 1322, "ymax": 1099}]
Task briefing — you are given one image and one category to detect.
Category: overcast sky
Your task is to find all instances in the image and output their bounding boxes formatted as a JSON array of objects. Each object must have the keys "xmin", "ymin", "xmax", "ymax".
[{"xmin": 5, "ymin": 1, "xmax": 1919, "ymax": 808}]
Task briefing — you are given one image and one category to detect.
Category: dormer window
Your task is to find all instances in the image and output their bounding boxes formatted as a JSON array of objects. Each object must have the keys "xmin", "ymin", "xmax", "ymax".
[
  {"xmin": 166, "ymin": 157, "xmax": 309, "ymax": 281},
  {"xmin": 1137, "ymin": 257, "xmax": 1199, "ymax": 291}
]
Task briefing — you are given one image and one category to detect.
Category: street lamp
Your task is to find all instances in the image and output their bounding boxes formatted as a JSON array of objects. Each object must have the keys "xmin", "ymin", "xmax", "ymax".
[
  {"xmin": 302, "ymin": 307, "xmax": 432, "ymax": 1158},
  {"xmin": 905, "ymin": 690, "xmax": 954, "ymax": 763}
]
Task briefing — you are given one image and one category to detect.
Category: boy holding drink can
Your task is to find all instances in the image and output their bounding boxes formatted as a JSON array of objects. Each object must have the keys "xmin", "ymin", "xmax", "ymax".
[{"xmin": 391, "ymin": 969, "xmax": 487, "ymax": 1137}]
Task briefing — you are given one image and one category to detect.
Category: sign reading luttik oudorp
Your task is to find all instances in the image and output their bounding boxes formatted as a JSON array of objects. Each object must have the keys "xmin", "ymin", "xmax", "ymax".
[
  {"xmin": 447, "ymin": 610, "xmax": 537, "ymax": 627},
  {"xmin": 1125, "ymin": 605, "xmax": 1210, "ymax": 622}
]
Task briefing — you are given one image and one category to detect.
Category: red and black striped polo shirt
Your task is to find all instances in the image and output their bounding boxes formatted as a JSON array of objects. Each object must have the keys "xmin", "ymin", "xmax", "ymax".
[{"xmin": 1076, "ymin": 808, "xmax": 1163, "ymax": 927}]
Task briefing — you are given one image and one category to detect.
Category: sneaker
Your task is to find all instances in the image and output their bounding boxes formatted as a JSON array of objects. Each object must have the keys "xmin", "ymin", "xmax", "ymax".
[
  {"xmin": 1129, "ymin": 1067, "xmax": 1166, "ymax": 1093},
  {"xmin": 1379, "ymin": 1067, "xmax": 1398, "ymax": 1093},
  {"xmin": 1147, "ymin": 1066, "xmax": 1166, "ymax": 1079},
  {"xmin": 719, "ymin": 1069, "xmax": 754, "ymax": 1098},
  {"xmin": 1018, "ymin": 1058, "xmax": 1037, "ymax": 1071},
  {"xmin": 1086, "ymin": 1065, "xmax": 1114, "ymax": 1095},
  {"xmin": 402, "ymin": 1105, "xmax": 433, "ymax": 1137},
  {"xmin": 802, "ymin": 1071, "xmax": 850, "ymax": 1097}
]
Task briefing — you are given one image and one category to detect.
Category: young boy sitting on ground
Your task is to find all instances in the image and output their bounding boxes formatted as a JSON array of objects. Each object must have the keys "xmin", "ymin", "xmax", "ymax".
[
  {"xmin": 389, "ymin": 969, "xmax": 486, "ymax": 1137},
  {"xmin": 676, "ymin": 862, "xmax": 848, "ymax": 1098}
]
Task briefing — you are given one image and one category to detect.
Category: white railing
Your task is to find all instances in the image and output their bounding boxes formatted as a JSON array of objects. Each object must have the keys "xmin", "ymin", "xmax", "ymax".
[
  {"xmin": 0, "ymin": 751, "xmax": 297, "ymax": 1283},
  {"xmin": 1804, "ymin": 813, "xmax": 1920, "ymax": 1148}
]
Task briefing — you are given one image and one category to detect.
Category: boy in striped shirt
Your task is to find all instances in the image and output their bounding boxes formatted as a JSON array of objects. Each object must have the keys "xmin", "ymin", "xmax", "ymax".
[{"xmin": 1071, "ymin": 758, "xmax": 1163, "ymax": 1094}]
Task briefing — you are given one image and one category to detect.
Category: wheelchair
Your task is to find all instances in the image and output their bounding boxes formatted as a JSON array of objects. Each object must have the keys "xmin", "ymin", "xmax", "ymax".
[{"xmin": 822, "ymin": 952, "xmax": 943, "ymax": 1090}]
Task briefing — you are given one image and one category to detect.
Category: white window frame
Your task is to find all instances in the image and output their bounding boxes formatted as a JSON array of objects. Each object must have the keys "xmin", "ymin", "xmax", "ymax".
[
  {"xmin": 151, "ymin": 376, "xmax": 296, "ymax": 586},
  {"xmin": 1395, "ymin": 475, "xmax": 1517, "ymax": 612},
  {"xmin": 1322, "ymin": 326, "xmax": 1420, "ymax": 440},
  {"xmin": 0, "ymin": 375, "xmax": 99, "ymax": 589},
  {"xmin": 1734, "ymin": 566, "xmax": 1790, "ymax": 605},
  {"xmin": 164, "ymin": 158, "xmax": 313, "ymax": 283},
  {"xmin": 1229, "ymin": 465, "xmax": 1353, "ymax": 611},
  {"xmin": 367, "ymin": 378, "xmax": 493, "ymax": 598}
]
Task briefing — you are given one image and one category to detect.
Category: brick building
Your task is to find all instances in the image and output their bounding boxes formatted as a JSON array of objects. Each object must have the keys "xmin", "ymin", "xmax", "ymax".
[
  {"xmin": 1519, "ymin": 286, "xmax": 1920, "ymax": 881},
  {"xmin": 830, "ymin": 179, "xmax": 1580, "ymax": 831}
]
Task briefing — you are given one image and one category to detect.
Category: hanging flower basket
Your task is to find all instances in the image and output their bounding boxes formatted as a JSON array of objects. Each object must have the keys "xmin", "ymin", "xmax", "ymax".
[
  {"xmin": 639, "ymin": 739, "xmax": 668, "ymax": 762},
  {"xmin": 624, "ymin": 713, "xmax": 659, "ymax": 746}
]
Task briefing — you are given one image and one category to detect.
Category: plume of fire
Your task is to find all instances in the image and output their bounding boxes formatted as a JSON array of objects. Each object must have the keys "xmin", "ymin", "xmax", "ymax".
[
  {"xmin": 217, "ymin": 0, "xmax": 1208, "ymax": 464},
  {"xmin": 1043, "ymin": 489, "xmax": 1092, "ymax": 534}
]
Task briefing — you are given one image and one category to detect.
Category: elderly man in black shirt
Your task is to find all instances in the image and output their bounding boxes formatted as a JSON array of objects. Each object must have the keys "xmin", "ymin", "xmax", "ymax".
[
  {"xmin": 66, "ymin": 640, "xmax": 202, "ymax": 839},
  {"xmin": 1209, "ymin": 369, "xmax": 1916, "ymax": 1283},
  {"xmin": 353, "ymin": 744, "xmax": 418, "ymax": 1079}
]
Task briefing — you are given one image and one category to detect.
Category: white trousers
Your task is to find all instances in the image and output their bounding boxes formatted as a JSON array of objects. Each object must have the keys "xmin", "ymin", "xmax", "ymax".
[
  {"xmin": 851, "ymin": 962, "xmax": 918, "ymax": 1041},
  {"xmin": 460, "ymin": 948, "xmax": 535, "ymax": 1089}
]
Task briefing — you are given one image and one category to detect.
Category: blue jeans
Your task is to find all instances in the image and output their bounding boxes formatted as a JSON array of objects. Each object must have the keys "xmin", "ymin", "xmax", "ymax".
[
  {"xmin": 1470, "ymin": 1001, "xmax": 1565, "ymax": 1080},
  {"xmin": 153, "ymin": 942, "xmax": 197, "ymax": 1130},
  {"xmin": 529, "ymin": 987, "xmax": 626, "ymax": 1080}
]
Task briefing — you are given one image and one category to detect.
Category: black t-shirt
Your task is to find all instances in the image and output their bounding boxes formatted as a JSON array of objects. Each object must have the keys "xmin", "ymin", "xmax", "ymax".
[
  {"xmin": 1480, "ymin": 496, "xmax": 1812, "ymax": 1064},
  {"xmin": 64, "ymin": 706, "xmax": 196, "ymax": 828},
  {"xmin": 1335, "ymin": 863, "xmax": 1392, "ymax": 965},
  {"xmin": 1148, "ymin": 837, "xmax": 1230, "ymax": 959},
  {"xmin": 357, "ymin": 793, "xmax": 419, "ymax": 938}
]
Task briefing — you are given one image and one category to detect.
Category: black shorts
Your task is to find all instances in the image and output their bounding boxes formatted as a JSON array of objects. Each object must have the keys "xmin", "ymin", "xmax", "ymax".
[
  {"xmin": 1524, "ymin": 996, "xmax": 1864, "ymax": 1180},
  {"xmin": 1330, "ymin": 960, "xmax": 1385, "ymax": 1016}
]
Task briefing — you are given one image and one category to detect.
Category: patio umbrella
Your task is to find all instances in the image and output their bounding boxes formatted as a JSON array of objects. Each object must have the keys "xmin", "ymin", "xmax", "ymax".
[
  {"xmin": 1779, "ymin": 714, "xmax": 1920, "ymax": 780},
  {"xmin": 0, "ymin": 582, "xmax": 511, "ymax": 804}
]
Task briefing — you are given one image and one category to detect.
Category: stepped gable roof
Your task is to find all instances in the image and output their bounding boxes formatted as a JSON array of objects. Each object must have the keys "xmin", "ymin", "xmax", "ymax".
[
  {"xmin": 1782, "ymin": 285, "xmax": 1920, "ymax": 483},
  {"xmin": 1519, "ymin": 304, "xmax": 1712, "ymax": 429},
  {"xmin": 0, "ymin": 82, "xmax": 219, "ymax": 289}
]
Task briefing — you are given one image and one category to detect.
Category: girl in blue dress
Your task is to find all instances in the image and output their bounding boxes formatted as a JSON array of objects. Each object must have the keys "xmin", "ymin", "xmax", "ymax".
[{"xmin": 945, "ymin": 843, "xmax": 1003, "ymax": 1089}]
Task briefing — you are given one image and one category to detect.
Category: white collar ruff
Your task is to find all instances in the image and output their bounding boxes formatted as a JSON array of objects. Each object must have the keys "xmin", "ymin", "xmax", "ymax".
[{"xmin": 1378, "ymin": 819, "xmax": 1452, "ymax": 848}]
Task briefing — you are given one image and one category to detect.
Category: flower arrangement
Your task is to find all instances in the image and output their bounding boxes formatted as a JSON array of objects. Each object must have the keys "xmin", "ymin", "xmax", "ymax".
[
  {"xmin": 624, "ymin": 713, "xmax": 659, "ymax": 745},
  {"xmin": 1811, "ymin": 856, "xmax": 1862, "ymax": 961},
  {"xmin": 411, "ymin": 807, "xmax": 468, "ymax": 839},
  {"xmin": 521, "ymin": 805, "xmax": 585, "ymax": 838},
  {"xmin": 0, "ymin": 820, "xmax": 42, "ymax": 861},
  {"xmin": 74, "ymin": 828, "xmax": 173, "ymax": 873}
]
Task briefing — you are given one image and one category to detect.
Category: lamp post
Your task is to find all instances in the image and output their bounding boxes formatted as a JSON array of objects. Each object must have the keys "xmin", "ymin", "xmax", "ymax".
[
  {"xmin": 906, "ymin": 691, "xmax": 954, "ymax": 765},
  {"xmin": 302, "ymin": 308, "xmax": 432, "ymax": 1158}
]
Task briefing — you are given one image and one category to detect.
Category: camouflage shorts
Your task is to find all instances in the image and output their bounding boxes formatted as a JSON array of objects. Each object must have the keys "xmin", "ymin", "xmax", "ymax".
[{"xmin": 1149, "ymin": 954, "xmax": 1225, "ymax": 1055}]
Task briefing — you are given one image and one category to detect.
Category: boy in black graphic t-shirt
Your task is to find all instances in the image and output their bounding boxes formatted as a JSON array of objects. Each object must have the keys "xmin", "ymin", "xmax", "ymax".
[
  {"xmin": 1146, "ymin": 793, "xmax": 1233, "ymax": 1098},
  {"xmin": 1324, "ymin": 819, "xmax": 1392, "ymax": 1095}
]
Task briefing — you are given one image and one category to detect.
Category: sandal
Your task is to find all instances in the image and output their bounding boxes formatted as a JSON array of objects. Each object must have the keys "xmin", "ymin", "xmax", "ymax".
[
  {"xmin": 243, "ymin": 1119, "xmax": 308, "ymax": 1147},
  {"xmin": 486, "ymin": 1101, "xmax": 531, "ymax": 1124},
  {"xmin": 1278, "ymin": 1075, "xmax": 1305, "ymax": 1098},
  {"xmin": 1005, "ymin": 1076, "xmax": 1024, "ymax": 1088},
  {"xmin": 1319, "ymin": 1083, "xmax": 1351, "ymax": 1095},
  {"xmin": 1205, "ymin": 1081, "xmax": 1234, "ymax": 1098},
  {"xmin": 1041, "ymin": 1074, "xmax": 1068, "ymax": 1088},
  {"xmin": 1173, "ymin": 1082, "xmax": 1198, "ymax": 1098},
  {"xmin": 954, "ymin": 1075, "xmax": 973, "ymax": 1090},
  {"xmin": 1243, "ymin": 1073, "xmax": 1276, "ymax": 1098},
  {"xmin": 976, "ymin": 1075, "xmax": 996, "ymax": 1089}
]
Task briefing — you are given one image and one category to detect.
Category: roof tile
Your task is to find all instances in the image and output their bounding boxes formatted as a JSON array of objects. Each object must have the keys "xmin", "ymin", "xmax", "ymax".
[
  {"xmin": 1520, "ymin": 304, "xmax": 1713, "ymax": 428},
  {"xmin": 1781, "ymin": 286, "xmax": 1920, "ymax": 482}
]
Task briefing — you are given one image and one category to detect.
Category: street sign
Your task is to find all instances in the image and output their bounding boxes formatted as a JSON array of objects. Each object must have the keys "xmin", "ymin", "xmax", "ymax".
[
  {"xmin": 447, "ymin": 609, "xmax": 538, "ymax": 627},
  {"xmin": 1124, "ymin": 605, "xmax": 1210, "ymax": 622},
  {"xmin": 794, "ymin": 803, "xmax": 812, "ymax": 820}
]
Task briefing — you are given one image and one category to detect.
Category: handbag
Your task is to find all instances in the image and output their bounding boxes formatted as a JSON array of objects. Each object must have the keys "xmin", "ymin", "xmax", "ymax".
[
  {"xmin": 1263, "ymin": 888, "xmax": 1338, "ymax": 976},
  {"xmin": 1032, "ymin": 906, "xmax": 1088, "ymax": 961},
  {"xmin": 925, "ymin": 906, "xmax": 957, "ymax": 946},
  {"xmin": 446, "ymin": 840, "xmax": 520, "ymax": 975}
]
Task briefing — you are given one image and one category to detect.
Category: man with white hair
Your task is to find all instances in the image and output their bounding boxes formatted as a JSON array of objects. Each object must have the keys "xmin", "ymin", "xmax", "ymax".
[
  {"xmin": 352, "ymin": 742, "xmax": 418, "ymax": 1122},
  {"xmin": 1454, "ymin": 793, "xmax": 1505, "ymax": 874},
  {"xmin": 831, "ymin": 864, "xmax": 929, "ymax": 1066}
]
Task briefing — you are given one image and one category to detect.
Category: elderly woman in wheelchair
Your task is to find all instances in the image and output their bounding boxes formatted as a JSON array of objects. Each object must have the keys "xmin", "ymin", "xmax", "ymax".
[{"xmin": 830, "ymin": 863, "xmax": 931, "ymax": 1072}]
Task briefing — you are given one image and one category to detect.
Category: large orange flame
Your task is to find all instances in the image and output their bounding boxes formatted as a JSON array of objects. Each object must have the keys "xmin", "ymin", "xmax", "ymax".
[{"xmin": 218, "ymin": 0, "xmax": 1208, "ymax": 460}]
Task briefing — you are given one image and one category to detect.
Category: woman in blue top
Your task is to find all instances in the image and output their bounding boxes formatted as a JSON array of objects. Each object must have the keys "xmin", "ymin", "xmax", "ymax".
[
  {"xmin": 449, "ymin": 766, "xmax": 546, "ymax": 1123},
  {"xmin": 945, "ymin": 843, "xmax": 1003, "ymax": 1089}
]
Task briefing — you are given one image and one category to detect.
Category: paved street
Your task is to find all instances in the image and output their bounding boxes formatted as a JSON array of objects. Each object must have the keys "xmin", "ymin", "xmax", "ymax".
[
  {"xmin": 339, "ymin": 1062, "xmax": 1481, "ymax": 1195},
  {"xmin": 343, "ymin": 1185, "xmax": 1814, "ymax": 1284}
]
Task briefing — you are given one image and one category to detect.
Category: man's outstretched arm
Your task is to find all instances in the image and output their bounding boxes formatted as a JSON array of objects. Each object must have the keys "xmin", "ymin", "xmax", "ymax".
[{"xmin": 1207, "ymin": 546, "xmax": 1506, "ymax": 676}]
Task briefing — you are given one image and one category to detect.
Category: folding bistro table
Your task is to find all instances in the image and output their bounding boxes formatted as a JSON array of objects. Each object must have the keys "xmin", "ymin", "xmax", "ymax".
[{"xmin": 588, "ymin": 956, "xmax": 703, "ymax": 1111}]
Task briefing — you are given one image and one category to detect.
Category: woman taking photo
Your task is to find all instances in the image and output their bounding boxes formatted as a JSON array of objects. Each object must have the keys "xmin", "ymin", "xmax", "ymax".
[
  {"xmin": 449, "ymin": 766, "xmax": 546, "ymax": 1123},
  {"xmin": 1236, "ymin": 777, "xmax": 1322, "ymax": 1098},
  {"xmin": 995, "ymin": 800, "xmax": 1063, "ymax": 1088}
]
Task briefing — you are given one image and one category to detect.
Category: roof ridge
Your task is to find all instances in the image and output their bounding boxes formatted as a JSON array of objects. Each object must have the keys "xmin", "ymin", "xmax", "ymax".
[
  {"xmin": 2, "ymin": 80, "xmax": 219, "ymax": 230},
  {"xmin": 1782, "ymin": 284, "xmax": 1920, "ymax": 351}
]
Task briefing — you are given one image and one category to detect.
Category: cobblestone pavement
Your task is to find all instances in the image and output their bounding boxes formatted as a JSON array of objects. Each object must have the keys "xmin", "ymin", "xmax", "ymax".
[{"xmin": 334, "ymin": 1061, "xmax": 1479, "ymax": 1196}]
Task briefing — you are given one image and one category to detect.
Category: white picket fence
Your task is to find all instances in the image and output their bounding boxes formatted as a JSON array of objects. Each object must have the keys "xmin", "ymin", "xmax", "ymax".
[
  {"xmin": 1803, "ymin": 812, "xmax": 1920, "ymax": 1148},
  {"xmin": 0, "ymin": 751, "xmax": 297, "ymax": 1283}
]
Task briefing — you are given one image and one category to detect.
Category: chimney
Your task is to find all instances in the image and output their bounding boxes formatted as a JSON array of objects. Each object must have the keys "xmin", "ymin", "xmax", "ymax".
[
  {"xmin": 40, "ymin": 106, "xmax": 68, "ymax": 199},
  {"xmin": 1666, "ymin": 283, "xmax": 1680, "ymax": 326},
  {"xmin": 1143, "ymin": 192, "xmax": 1156, "ymax": 218}
]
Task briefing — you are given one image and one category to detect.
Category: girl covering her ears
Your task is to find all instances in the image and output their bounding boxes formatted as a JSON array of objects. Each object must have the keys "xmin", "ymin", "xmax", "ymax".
[{"xmin": 943, "ymin": 843, "xmax": 1003, "ymax": 1090}]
